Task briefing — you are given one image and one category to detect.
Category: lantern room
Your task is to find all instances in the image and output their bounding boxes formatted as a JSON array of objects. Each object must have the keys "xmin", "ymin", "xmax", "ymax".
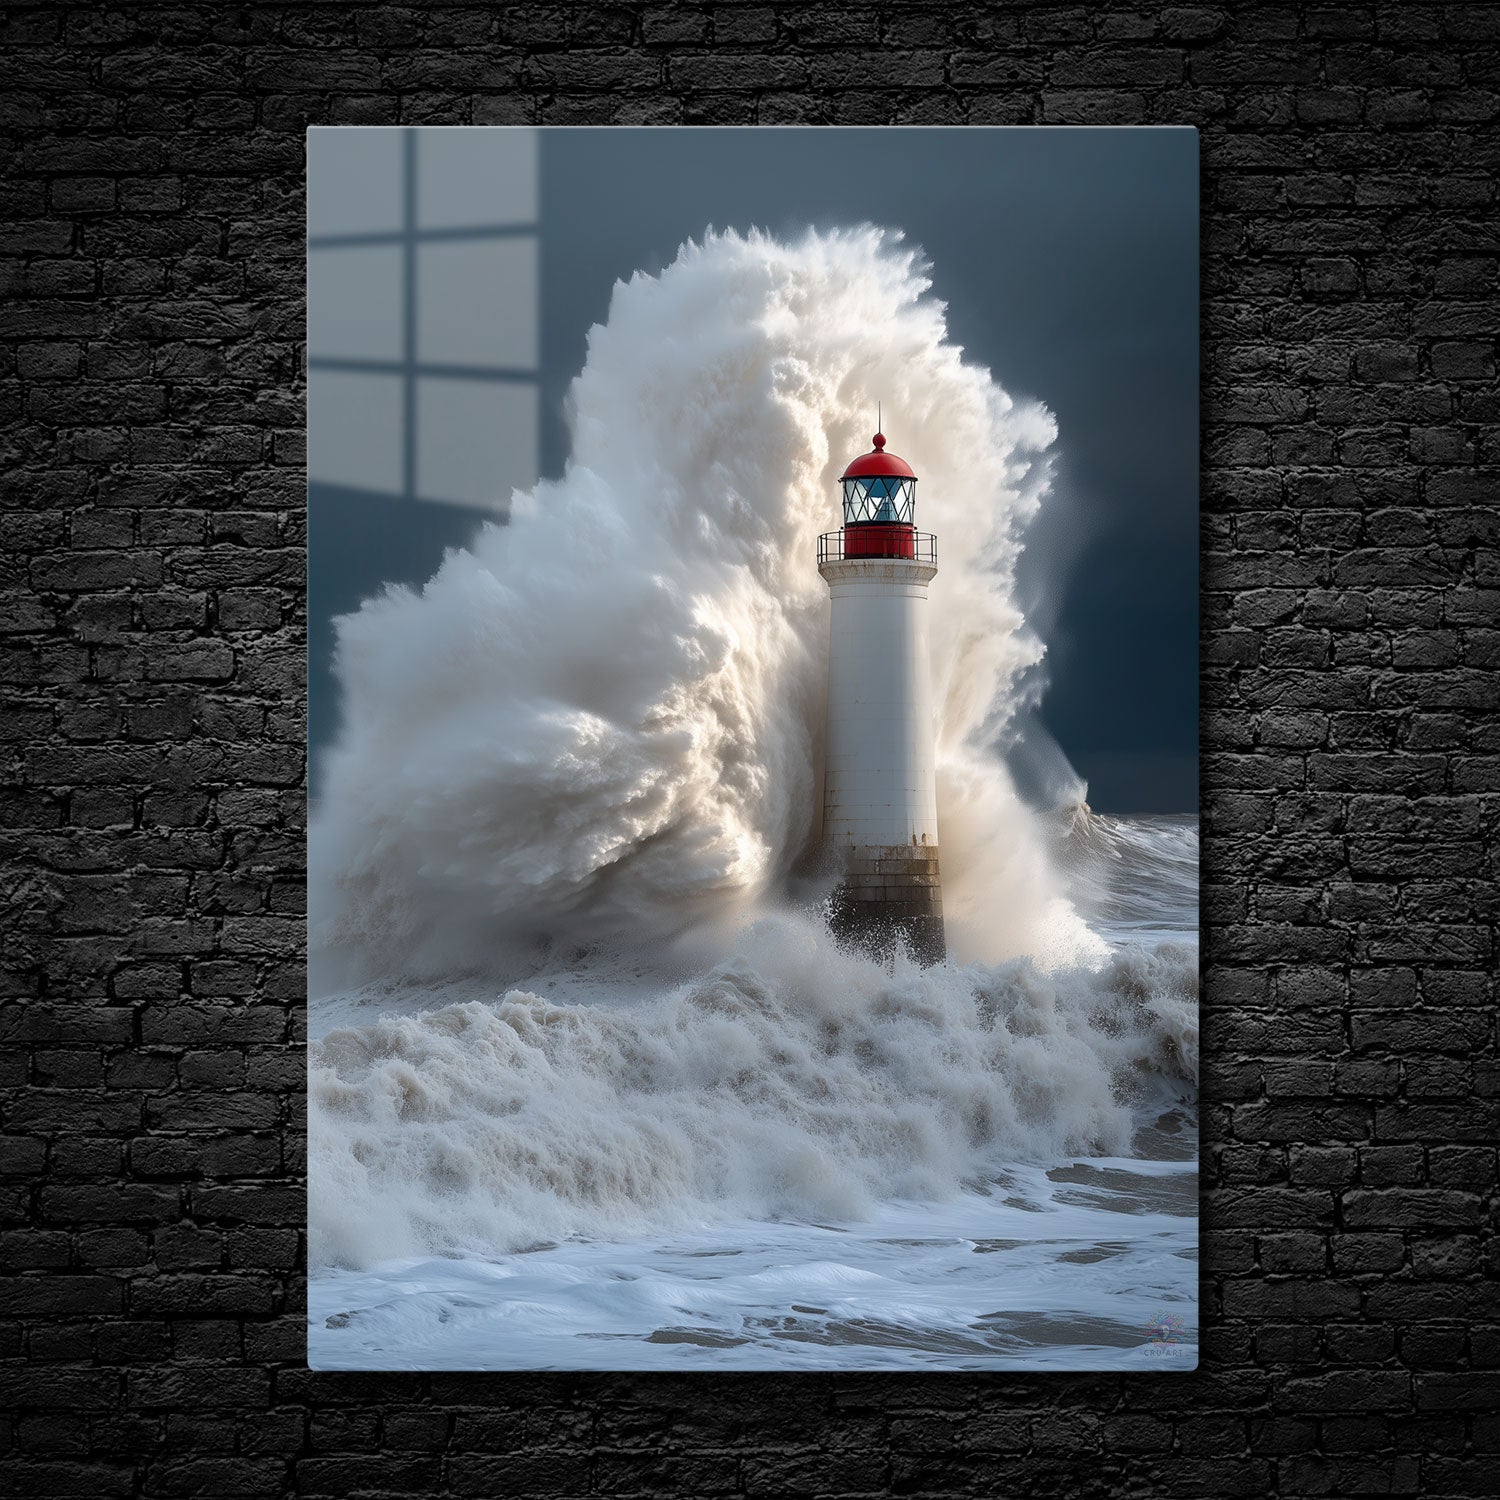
[
  {"xmin": 841, "ymin": 433, "xmax": 916, "ymax": 524},
  {"xmin": 818, "ymin": 430, "xmax": 936, "ymax": 565}
]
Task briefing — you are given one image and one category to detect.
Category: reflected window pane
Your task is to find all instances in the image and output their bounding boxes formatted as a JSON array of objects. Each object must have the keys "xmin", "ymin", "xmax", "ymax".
[
  {"xmin": 309, "ymin": 371, "xmax": 403, "ymax": 494},
  {"xmin": 419, "ymin": 127, "xmax": 538, "ymax": 229},
  {"xmin": 307, "ymin": 127, "xmax": 403, "ymax": 236},
  {"xmin": 307, "ymin": 247, "xmax": 403, "ymax": 361},
  {"xmin": 418, "ymin": 380, "xmax": 539, "ymax": 511},
  {"xmin": 418, "ymin": 239, "xmax": 538, "ymax": 369}
]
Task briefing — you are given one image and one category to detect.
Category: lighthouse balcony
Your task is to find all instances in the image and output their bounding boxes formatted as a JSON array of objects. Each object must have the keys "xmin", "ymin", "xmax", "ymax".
[{"xmin": 818, "ymin": 526, "xmax": 937, "ymax": 564}]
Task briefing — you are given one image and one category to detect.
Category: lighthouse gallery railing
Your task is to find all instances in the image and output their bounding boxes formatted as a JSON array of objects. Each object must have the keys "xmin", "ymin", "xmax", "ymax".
[{"xmin": 817, "ymin": 529, "xmax": 937, "ymax": 566}]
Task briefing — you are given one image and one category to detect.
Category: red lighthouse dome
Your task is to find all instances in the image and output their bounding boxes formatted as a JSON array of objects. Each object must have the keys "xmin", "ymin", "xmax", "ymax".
[{"xmin": 840, "ymin": 431, "xmax": 918, "ymax": 483}]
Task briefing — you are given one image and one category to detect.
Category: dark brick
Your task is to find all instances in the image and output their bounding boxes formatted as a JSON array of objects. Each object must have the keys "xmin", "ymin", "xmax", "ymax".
[{"xmin": 1, "ymin": 7, "xmax": 1493, "ymax": 1498}]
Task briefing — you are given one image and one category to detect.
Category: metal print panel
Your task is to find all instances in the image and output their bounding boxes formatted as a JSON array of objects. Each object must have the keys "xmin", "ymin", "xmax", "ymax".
[{"xmin": 307, "ymin": 126, "xmax": 1200, "ymax": 1372}]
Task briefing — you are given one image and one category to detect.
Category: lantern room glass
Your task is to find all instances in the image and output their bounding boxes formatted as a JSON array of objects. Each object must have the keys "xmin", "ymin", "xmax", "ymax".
[{"xmin": 842, "ymin": 475, "xmax": 916, "ymax": 526}]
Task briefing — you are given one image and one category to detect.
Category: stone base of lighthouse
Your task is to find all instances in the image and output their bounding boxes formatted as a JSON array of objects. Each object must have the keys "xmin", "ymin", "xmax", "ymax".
[{"xmin": 829, "ymin": 843, "xmax": 946, "ymax": 967}]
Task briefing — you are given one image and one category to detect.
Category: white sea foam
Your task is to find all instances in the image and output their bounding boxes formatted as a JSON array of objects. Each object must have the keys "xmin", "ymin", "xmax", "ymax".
[
  {"xmin": 309, "ymin": 1159, "xmax": 1199, "ymax": 1371},
  {"xmin": 310, "ymin": 916, "xmax": 1196, "ymax": 1270}
]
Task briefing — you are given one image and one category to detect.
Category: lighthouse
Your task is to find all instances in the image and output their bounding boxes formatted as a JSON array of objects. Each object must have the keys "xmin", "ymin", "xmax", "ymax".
[{"xmin": 818, "ymin": 427, "xmax": 945, "ymax": 965}]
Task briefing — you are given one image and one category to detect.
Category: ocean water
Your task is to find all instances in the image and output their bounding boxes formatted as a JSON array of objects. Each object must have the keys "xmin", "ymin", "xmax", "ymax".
[{"xmin": 308, "ymin": 812, "xmax": 1198, "ymax": 1372}]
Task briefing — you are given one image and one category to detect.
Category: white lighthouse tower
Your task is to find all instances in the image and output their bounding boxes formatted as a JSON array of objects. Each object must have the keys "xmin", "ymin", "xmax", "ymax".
[{"xmin": 818, "ymin": 426, "xmax": 945, "ymax": 965}]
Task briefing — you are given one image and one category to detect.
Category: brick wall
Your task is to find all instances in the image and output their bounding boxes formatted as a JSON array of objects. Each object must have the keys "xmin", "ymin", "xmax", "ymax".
[{"xmin": 2, "ymin": 4, "xmax": 1496, "ymax": 1496}]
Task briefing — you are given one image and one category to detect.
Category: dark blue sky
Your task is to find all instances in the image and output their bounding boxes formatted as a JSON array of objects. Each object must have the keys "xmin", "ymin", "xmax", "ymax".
[
  {"xmin": 539, "ymin": 128, "xmax": 1198, "ymax": 811},
  {"xmin": 310, "ymin": 128, "xmax": 1197, "ymax": 812}
]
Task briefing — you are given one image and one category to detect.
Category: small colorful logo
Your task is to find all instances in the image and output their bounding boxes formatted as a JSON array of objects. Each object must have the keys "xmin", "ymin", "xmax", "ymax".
[{"xmin": 1143, "ymin": 1311, "xmax": 1189, "ymax": 1355}]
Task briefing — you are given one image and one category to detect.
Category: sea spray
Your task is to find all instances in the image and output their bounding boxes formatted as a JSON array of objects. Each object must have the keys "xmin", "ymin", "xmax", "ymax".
[
  {"xmin": 310, "ymin": 227, "xmax": 1097, "ymax": 980},
  {"xmin": 311, "ymin": 915, "xmax": 1197, "ymax": 1270}
]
